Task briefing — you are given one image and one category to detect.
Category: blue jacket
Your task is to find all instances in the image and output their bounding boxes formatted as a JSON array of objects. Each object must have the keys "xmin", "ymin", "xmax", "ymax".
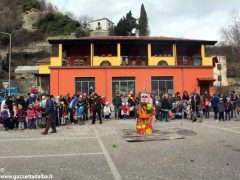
[
  {"xmin": 45, "ymin": 98, "xmax": 54, "ymax": 115},
  {"xmin": 211, "ymin": 96, "xmax": 219, "ymax": 108},
  {"xmin": 70, "ymin": 97, "xmax": 78, "ymax": 109}
]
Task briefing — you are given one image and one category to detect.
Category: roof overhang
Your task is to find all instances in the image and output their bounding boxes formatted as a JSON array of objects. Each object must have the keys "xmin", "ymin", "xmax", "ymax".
[
  {"xmin": 15, "ymin": 66, "xmax": 39, "ymax": 74},
  {"xmin": 197, "ymin": 77, "xmax": 216, "ymax": 82},
  {"xmin": 48, "ymin": 36, "xmax": 217, "ymax": 46}
]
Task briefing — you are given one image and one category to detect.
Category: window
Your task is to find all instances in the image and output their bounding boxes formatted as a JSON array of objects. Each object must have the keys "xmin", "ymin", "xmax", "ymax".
[
  {"xmin": 193, "ymin": 55, "xmax": 202, "ymax": 66},
  {"xmin": 98, "ymin": 22, "xmax": 101, "ymax": 26},
  {"xmin": 112, "ymin": 77, "xmax": 135, "ymax": 98},
  {"xmin": 51, "ymin": 44, "xmax": 59, "ymax": 57},
  {"xmin": 75, "ymin": 77, "xmax": 95, "ymax": 94},
  {"xmin": 151, "ymin": 76, "xmax": 174, "ymax": 97}
]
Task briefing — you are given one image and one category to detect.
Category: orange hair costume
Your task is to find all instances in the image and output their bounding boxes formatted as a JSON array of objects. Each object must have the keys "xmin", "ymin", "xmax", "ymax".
[{"xmin": 136, "ymin": 92, "xmax": 155, "ymax": 135}]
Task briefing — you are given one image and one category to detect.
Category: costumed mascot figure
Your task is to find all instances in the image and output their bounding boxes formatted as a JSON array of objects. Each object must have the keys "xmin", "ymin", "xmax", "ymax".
[{"xmin": 136, "ymin": 89, "xmax": 155, "ymax": 135}]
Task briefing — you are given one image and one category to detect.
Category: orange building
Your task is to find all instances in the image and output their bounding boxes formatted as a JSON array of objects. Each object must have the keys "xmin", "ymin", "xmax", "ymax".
[{"xmin": 38, "ymin": 36, "xmax": 217, "ymax": 101}]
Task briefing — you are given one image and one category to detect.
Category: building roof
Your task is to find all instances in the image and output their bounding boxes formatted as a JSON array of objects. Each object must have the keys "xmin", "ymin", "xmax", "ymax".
[
  {"xmin": 90, "ymin": 18, "xmax": 114, "ymax": 24},
  {"xmin": 48, "ymin": 36, "xmax": 217, "ymax": 45},
  {"xmin": 15, "ymin": 66, "xmax": 39, "ymax": 74},
  {"xmin": 36, "ymin": 58, "xmax": 50, "ymax": 65}
]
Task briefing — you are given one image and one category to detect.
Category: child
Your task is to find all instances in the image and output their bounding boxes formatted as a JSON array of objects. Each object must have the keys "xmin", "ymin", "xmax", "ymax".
[
  {"xmin": 121, "ymin": 102, "xmax": 129, "ymax": 119},
  {"xmin": 103, "ymin": 102, "xmax": 111, "ymax": 120},
  {"xmin": 218, "ymin": 98, "xmax": 225, "ymax": 122},
  {"xmin": 17, "ymin": 104, "xmax": 26, "ymax": 130},
  {"xmin": 59, "ymin": 100, "xmax": 67, "ymax": 125},
  {"xmin": 204, "ymin": 98, "xmax": 211, "ymax": 118},
  {"xmin": 33, "ymin": 99, "xmax": 42, "ymax": 128},
  {"xmin": 76, "ymin": 102, "xmax": 84, "ymax": 125},
  {"xmin": 225, "ymin": 98, "xmax": 232, "ymax": 121},
  {"xmin": 155, "ymin": 101, "xmax": 161, "ymax": 121},
  {"xmin": 1, "ymin": 105, "xmax": 10, "ymax": 131},
  {"xmin": 12, "ymin": 104, "xmax": 18, "ymax": 129},
  {"xmin": 27, "ymin": 104, "xmax": 36, "ymax": 129}
]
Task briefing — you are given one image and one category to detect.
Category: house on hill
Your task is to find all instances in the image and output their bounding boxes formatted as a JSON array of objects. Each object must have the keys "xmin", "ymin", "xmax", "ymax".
[{"xmin": 89, "ymin": 18, "xmax": 114, "ymax": 37}]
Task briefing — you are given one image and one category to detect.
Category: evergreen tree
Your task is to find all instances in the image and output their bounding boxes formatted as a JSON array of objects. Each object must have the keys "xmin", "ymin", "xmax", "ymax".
[
  {"xmin": 139, "ymin": 4, "xmax": 149, "ymax": 36},
  {"xmin": 115, "ymin": 11, "xmax": 137, "ymax": 36}
]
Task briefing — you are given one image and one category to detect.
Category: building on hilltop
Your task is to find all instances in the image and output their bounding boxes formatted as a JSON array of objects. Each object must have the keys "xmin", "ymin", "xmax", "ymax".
[
  {"xmin": 89, "ymin": 18, "xmax": 114, "ymax": 37},
  {"xmin": 37, "ymin": 36, "xmax": 217, "ymax": 101}
]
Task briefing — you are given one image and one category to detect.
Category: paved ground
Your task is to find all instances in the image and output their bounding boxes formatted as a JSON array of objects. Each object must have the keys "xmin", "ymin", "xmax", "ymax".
[{"xmin": 0, "ymin": 117, "xmax": 240, "ymax": 180}]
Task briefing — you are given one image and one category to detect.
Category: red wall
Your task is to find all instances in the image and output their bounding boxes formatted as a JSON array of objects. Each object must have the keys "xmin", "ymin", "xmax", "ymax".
[{"xmin": 50, "ymin": 67, "xmax": 214, "ymax": 102}]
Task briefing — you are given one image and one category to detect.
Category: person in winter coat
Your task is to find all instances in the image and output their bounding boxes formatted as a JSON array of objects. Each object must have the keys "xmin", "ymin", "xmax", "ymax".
[
  {"xmin": 17, "ymin": 104, "xmax": 26, "ymax": 130},
  {"xmin": 69, "ymin": 95, "xmax": 79, "ymax": 124},
  {"xmin": 218, "ymin": 98, "xmax": 225, "ymax": 121},
  {"xmin": 225, "ymin": 98, "xmax": 232, "ymax": 121},
  {"xmin": 103, "ymin": 102, "xmax": 111, "ymax": 120},
  {"xmin": 42, "ymin": 95, "xmax": 57, "ymax": 135},
  {"xmin": 76, "ymin": 101, "xmax": 84, "ymax": 125},
  {"xmin": 121, "ymin": 102, "xmax": 130, "ymax": 119},
  {"xmin": 155, "ymin": 100, "xmax": 161, "ymax": 121},
  {"xmin": 33, "ymin": 98, "xmax": 42, "ymax": 128},
  {"xmin": 12, "ymin": 104, "xmax": 18, "ymax": 129},
  {"xmin": 1, "ymin": 105, "xmax": 10, "ymax": 131},
  {"xmin": 161, "ymin": 94, "xmax": 171, "ymax": 122},
  {"xmin": 182, "ymin": 91, "xmax": 190, "ymax": 101},
  {"xmin": 112, "ymin": 93, "xmax": 122, "ymax": 119},
  {"xmin": 27, "ymin": 104, "xmax": 36, "ymax": 129},
  {"xmin": 92, "ymin": 94, "xmax": 102, "ymax": 124},
  {"xmin": 59, "ymin": 100, "xmax": 67, "ymax": 125},
  {"xmin": 211, "ymin": 94, "xmax": 220, "ymax": 119}
]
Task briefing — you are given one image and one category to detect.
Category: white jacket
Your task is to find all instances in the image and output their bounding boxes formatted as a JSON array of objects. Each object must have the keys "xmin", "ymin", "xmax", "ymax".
[
  {"xmin": 103, "ymin": 106, "xmax": 111, "ymax": 115},
  {"xmin": 0, "ymin": 99, "xmax": 6, "ymax": 113}
]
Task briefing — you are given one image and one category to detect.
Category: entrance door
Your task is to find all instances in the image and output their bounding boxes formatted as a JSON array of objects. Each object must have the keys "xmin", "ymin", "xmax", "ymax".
[{"xmin": 200, "ymin": 83, "xmax": 209, "ymax": 95}]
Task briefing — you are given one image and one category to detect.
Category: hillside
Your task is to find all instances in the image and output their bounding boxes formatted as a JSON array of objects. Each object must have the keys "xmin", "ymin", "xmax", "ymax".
[{"xmin": 0, "ymin": 0, "xmax": 90, "ymax": 85}]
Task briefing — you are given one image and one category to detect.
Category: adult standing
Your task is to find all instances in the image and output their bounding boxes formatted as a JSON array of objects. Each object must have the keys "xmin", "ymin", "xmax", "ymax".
[
  {"xmin": 112, "ymin": 93, "xmax": 122, "ymax": 119},
  {"xmin": 161, "ymin": 94, "xmax": 171, "ymax": 122},
  {"xmin": 69, "ymin": 95, "xmax": 79, "ymax": 124},
  {"xmin": 92, "ymin": 93, "xmax": 102, "ymax": 124},
  {"xmin": 182, "ymin": 91, "xmax": 190, "ymax": 101},
  {"xmin": 211, "ymin": 94, "xmax": 220, "ymax": 119},
  {"xmin": 42, "ymin": 95, "xmax": 57, "ymax": 135},
  {"xmin": 230, "ymin": 91, "xmax": 238, "ymax": 119}
]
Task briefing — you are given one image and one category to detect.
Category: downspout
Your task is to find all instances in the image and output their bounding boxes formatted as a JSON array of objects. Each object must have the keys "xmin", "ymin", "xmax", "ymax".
[
  {"xmin": 181, "ymin": 67, "xmax": 184, "ymax": 93},
  {"xmin": 58, "ymin": 69, "xmax": 60, "ymax": 95},
  {"xmin": 105, "ymin": 68, "xmax": 107, "ymax": 98}
]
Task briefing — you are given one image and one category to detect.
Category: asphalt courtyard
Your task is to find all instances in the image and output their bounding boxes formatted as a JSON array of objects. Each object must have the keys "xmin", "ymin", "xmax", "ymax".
[{"xmin": 0, "ymin": 117, "xmax": 240, "ymax": 180}]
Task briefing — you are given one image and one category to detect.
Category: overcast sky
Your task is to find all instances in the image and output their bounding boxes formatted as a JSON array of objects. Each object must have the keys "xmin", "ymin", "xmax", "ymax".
[{"xmin": 47, "ymin": 0, "xmax": 240, "ymax": 41}]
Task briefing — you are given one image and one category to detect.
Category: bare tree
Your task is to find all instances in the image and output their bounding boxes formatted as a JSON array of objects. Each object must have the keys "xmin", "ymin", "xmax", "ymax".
[
  {"xmin": 0, "ymin": 0, "xmax": 22, "ymax": 32},
  {"xmin": 78, "ymin": 15, "xmax": 93, "ymax": 28},
  {"xmin": 221, "ymin": 11, "xmax": 240, "ymax": 62}
]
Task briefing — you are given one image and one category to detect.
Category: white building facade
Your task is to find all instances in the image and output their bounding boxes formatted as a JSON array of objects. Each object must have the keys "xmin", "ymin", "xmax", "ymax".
[
  {"xmin": 213, "ymin": 56, "xmax": 228, "ymax": 87},
  {"xmin": 90, "ymin": 18, "xmax": 114, "ymax": 31}
]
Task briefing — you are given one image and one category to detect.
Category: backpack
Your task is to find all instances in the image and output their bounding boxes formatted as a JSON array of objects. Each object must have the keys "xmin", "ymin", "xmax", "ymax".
[{"xmin": 1, "ymin": 110, "xmax": 9, "ymax": 119}]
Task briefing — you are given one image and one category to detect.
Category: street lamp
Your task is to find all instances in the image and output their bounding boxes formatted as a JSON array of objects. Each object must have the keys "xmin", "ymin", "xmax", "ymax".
[{"xmin": 0, "ymin": 30, "xmax": 14, "ymax": 96}]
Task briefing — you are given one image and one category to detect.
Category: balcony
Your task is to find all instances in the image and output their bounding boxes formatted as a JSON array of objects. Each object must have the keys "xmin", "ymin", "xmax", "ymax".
[
  {"xmin": 120, "ymin": 56, "xmax": 148, "ymax": 66},
  {"xmin": 62, "ymin": 56, "xmax": 90, "ymax": 66},
  {"xmin": 177, "ymin": 55, "xmax": 202, "ymax": 66}
]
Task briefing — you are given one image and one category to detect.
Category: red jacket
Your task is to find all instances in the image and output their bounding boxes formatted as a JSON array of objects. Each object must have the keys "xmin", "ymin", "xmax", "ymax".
[
  {"xmin": 30, "ymin": 88, "xmax": 38, "ymax": 94},
  {"xmin": 27, "ymin": 108, "xmax": 36, "ymax": 120}
]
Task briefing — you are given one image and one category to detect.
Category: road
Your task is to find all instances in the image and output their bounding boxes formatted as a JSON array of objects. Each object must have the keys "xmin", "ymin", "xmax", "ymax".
[{"xmin": 0, "ymin": 118, "xmax": 240, "ymax": 180}]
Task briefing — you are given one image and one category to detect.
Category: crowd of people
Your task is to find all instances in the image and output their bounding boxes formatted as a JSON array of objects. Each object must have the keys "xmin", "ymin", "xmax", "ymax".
[{"xmin": 1, "ymin": 86, "xmax": 240, "ymax": 133}]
